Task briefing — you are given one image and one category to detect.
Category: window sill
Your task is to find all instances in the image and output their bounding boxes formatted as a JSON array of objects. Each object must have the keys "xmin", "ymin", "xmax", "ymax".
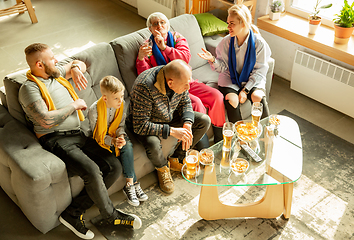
[{"xmin": 257, "ymin": 12, "xmax": 354, "ymax": 66}]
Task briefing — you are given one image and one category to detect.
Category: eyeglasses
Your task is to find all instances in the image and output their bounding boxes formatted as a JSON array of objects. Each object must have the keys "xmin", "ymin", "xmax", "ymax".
[{"xmin": 151, "ymin": 21, "xmax": 166, "ymax": 27}]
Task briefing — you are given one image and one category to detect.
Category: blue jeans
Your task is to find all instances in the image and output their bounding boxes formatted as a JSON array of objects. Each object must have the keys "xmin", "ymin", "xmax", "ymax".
[
  {"xmin": 39, "ymin": 131, "xmax": 121, "ymax": 219},
  {"xmin": 111, "ymin": 136, "xmax": 136, "ymax": 182}
]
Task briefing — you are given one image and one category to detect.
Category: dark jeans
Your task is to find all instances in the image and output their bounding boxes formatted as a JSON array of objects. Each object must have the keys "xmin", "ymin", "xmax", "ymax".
[
  {"xmin": 39, "ymin": 131, "xmax": 122, "ymax": 219},
  {"xmin": 219, "ymin": 86, "xmax": 270, "ymax": 123},
  {"xmin": 111, "ymin": 136, "xmax": 137, "ymax": 182},
  {"xmin": 129, "ymin": 111, "xmax": 211, "ymax": 168}
]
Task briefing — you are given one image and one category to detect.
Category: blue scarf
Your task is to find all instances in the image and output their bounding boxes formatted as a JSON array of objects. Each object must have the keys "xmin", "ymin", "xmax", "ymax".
[
  {"xmin": 150, "ymin": 31, "xmax": 175, "ymax": 66},
  {"xmin": 228, "ymin": 30, "xmax": 256, "ymax": 88}
]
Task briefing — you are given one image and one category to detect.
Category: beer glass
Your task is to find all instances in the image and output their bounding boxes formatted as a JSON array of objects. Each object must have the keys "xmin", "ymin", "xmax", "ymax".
[
  {"xmin": 147, "ymin": 39, "xmax": 153, "ymax": 56},
  {"xmin": 251, "ymin": 102, "xmax": 263, "ymax": 126},
  {"xmin": 142, "ymin": 38, "xmax": 153, "ymax": 57},
  {"xmin": 223, "ymin": 122, "xmax": 235, "ymax": 151},
  {"xmin": 185, "ymin": 149, "xmax": 199, "ymax": 178},
  {"xmin": 220, "ymin": 149, "xmax": 231, "ymax": 168}
]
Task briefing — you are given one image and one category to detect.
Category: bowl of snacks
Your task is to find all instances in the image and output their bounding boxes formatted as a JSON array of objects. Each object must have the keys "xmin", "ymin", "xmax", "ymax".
[
  {"xmin": 199, "ymin": 148, "xmax": 214, "ymax": 166},
  {"xmin": 269, "ymin": 114, "xmax": 280, "ymax": 126},
  {"xmin": 235, "ymin": 120, "xmax": 262, "ymax": 142},
  {"xmin": 230, "ymin": 158, "xmax": 249, "ymax": 174}
]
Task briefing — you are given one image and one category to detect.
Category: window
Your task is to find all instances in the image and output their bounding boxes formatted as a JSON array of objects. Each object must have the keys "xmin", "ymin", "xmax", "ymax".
[{"xmin": 285, "ymin": 0, "xmax": 352, "ymax": 28}]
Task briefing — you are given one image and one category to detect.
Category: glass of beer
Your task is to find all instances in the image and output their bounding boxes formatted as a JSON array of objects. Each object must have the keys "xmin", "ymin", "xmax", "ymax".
[
  {"xmin": 142, "ymin": 38, "xmax": 153, "ymax": 57},
  {"xmin": 223, "ymin": 122, "xmax": 235, "ymax": 151},
  {"xmin": 146, "ymin": 39, "xmax": 153, "ymax": 57},
  {"xmin": 220, "ymin": 149, "xmax": 231, "ymax": 168},
  {"xmin": 251, "ymin": 102, "xmax": 263, "ymax": 126},
  {"xmin": 185, "ymin": 149, "xmax": 199, "ymax": 178}
]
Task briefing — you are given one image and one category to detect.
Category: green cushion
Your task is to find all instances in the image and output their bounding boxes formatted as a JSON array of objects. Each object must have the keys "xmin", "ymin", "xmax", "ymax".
[{"xmin": 194, "ymin": 13, "xmax": 229, "ymax": 36}]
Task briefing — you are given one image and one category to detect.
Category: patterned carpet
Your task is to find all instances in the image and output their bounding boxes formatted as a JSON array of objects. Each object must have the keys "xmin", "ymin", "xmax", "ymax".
[{"xmin": 92, "ymin": 110, "xmax": 354, "ymax": 240}]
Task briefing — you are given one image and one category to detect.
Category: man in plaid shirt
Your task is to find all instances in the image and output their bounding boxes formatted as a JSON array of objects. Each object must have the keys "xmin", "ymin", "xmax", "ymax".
[{"xmin": 127, "ymin": 60, "xmax": 210, "ymax": 193}]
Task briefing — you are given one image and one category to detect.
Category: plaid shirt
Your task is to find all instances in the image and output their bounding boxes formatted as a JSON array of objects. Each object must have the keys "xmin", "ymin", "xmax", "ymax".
[{"xmin": 127, "ymin": 66, "xmax": 194, "ymax": 139}]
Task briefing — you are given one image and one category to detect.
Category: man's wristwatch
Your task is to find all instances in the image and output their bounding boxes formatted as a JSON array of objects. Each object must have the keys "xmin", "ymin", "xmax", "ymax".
[
  {"xmin": 242, "ymin": 88, "xmax": 250, "ymax": 94},
  {"xmin": 71, "ymin": 63, "xmax": 81, "ymax": 71}
]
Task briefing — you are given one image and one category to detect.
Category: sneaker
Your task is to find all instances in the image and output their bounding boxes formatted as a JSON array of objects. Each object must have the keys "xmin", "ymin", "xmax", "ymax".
[
  {"xmin": 103, "ymin": 209, "xmax": 142, "ymax": 229},
  {"xmin": 123, "ymin": 182, "xmax": 140, "ymax": 206},
  {"xmin": 59, "ymin": 211, "xmax": 94, "ymax": 239},
  {"xmin": 134, "ymin": 182, "xmax": 148, "ymax": 201}
]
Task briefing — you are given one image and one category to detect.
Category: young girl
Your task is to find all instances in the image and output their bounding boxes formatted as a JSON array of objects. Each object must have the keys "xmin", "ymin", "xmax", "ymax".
[{"xmin": 198, "ymin": 3, "xmax": 271, "ymax": 123}]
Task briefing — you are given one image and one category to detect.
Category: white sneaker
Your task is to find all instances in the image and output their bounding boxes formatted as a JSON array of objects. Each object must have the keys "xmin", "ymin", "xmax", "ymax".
[
  {"xmin": 134, "ymin": 182, "xmax": 148, "ymax": 201},
  {"xmin": 123, "ymin": 182, "xmax": 140, "ymax": 206}
]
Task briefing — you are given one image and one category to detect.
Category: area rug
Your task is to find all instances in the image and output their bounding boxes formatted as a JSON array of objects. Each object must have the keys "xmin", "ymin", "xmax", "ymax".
[{"xmin": 92, "ymin": 110, "xmax": 354, "ymax": 240}]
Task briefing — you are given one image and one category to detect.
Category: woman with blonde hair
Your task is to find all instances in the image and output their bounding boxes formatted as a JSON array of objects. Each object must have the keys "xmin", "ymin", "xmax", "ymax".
[{"xmin": 198, "ymin": 3, "xmax": 271, "ymax": 122}]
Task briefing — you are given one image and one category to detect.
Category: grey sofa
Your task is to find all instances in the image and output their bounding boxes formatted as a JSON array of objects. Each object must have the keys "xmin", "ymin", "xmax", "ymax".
[{"xmin": 0, "ymin": 14, "xmax": 274, "ymax": 234}]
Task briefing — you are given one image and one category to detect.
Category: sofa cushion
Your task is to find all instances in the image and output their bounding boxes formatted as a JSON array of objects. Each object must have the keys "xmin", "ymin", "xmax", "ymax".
[
  {"xmin": 203, "ymin": 35, "xmax": 224, "ymax": 57},
  {"xmin": 169, "ymin": 14, "xmax": 208, "ymax": 70},
  {"xmin": 191, "ymin": 64, "xmax": 220, "ymax": 89},
  {"xmin": 0, "ymin": 86, "xmax": 6, "ymax": 108},
  {"xmin": 58, "ymin": 42, "xmax": 123, "ymax": 114},
  {"xmin": 110, "ymin": 28, "xmax": 151, "ymax": 93},
  {"xmin": 4, "ymin": 69, "xmax": 29, "ymax": 125},
  {"xmin": 194, "ymin": 13, "xmax": 229, "ymax": 36}
]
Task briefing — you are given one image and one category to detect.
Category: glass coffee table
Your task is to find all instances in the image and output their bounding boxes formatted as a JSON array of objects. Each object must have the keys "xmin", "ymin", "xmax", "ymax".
[{"xmin": 182, "ymin": 115, "xmax": 303, "ymax": 220}]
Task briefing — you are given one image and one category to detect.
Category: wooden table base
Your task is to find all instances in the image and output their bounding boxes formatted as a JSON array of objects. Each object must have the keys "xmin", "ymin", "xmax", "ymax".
[{"xmin": 198, "ymin": 165, "xmax": 293, "ymax": 220}]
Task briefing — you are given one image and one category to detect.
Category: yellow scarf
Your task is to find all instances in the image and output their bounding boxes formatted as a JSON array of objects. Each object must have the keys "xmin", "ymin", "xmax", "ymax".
[
  {"xmin": 26, "ymin": 70, "xmax": 85, "ymax": 121},
  {"xmin": 93, "ymin": 97, "xmax": 124, "ymax": 157}
]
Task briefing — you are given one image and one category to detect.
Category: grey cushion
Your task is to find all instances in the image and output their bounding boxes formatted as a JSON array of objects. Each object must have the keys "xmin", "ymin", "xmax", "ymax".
[
  {"xmin": 58, "ymin": 42, "xmax": 123, "ymax": 115},
  {"xmin": 110, "ymin": 28, "xmax": 151, "ymax": 93},
  {"xmin": 170, "ymin": 14, "xmax": 207, "ymax": 70},
  {"xmin": 203, "ymin": 35, "xmax": 224, "ymax": 57},
  {"xmin": 57, "ymin": 43, "xmax": 122, "ymax": 134},
  {"xmin": 191, "ymin": 64, "xmax": 219, "ymax": 89},
  {"xmin": 3, "ymin": 69, "xmax": 28, "ymax": 125}
]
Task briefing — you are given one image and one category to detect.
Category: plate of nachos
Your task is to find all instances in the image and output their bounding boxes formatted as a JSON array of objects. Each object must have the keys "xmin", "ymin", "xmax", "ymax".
[{"xmin": 235, "ymin": 120, "xmax": 262, "ymax": 142}]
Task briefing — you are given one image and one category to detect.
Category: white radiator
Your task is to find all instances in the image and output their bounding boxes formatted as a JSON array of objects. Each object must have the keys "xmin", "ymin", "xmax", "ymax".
[
  {"xmin": 137, "ymin": 0, "xmax": 174, "ymax": 19},
  {"xmin": 291, "ymin": 50, "xmax": 354, "ymax": 118}
]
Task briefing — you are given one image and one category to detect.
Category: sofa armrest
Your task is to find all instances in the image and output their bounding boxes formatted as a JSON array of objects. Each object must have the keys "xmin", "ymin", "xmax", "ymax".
[
  {"xmin": 0, "ymin": 107, "xmax": 71, "ymax": 233},
  {"xmin": 0, "ymin": 86, "xmax": 6, "ymax": 108}
]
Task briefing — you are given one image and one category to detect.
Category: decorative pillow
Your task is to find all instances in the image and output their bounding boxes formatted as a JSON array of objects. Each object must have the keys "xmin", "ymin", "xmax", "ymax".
[{"xmin": 194, "ymin": 13, "xmax": 229, "ymax": 36}]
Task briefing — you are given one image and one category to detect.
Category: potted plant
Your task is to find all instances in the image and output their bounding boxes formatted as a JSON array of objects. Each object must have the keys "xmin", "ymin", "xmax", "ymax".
[
  {"xmin": 333, "ymin": 0, "xmax": 354, "ymax": 44},
  {"xmin": 269, "ymin": 1, "xmax": 284, "ymax": 21},
  {"xmin": 308, "ymin": 0, "xmax": 332, "ymax": 34}
]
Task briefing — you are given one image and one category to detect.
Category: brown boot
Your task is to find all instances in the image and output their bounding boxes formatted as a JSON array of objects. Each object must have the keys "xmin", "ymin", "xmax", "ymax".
[
  {"xmin": 168, "ymin": 157, "xmax": 183, "ymax": 172},
  {"xmin": 156, "ymin": 166, "xmax": 175, "ymax": 194}
]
